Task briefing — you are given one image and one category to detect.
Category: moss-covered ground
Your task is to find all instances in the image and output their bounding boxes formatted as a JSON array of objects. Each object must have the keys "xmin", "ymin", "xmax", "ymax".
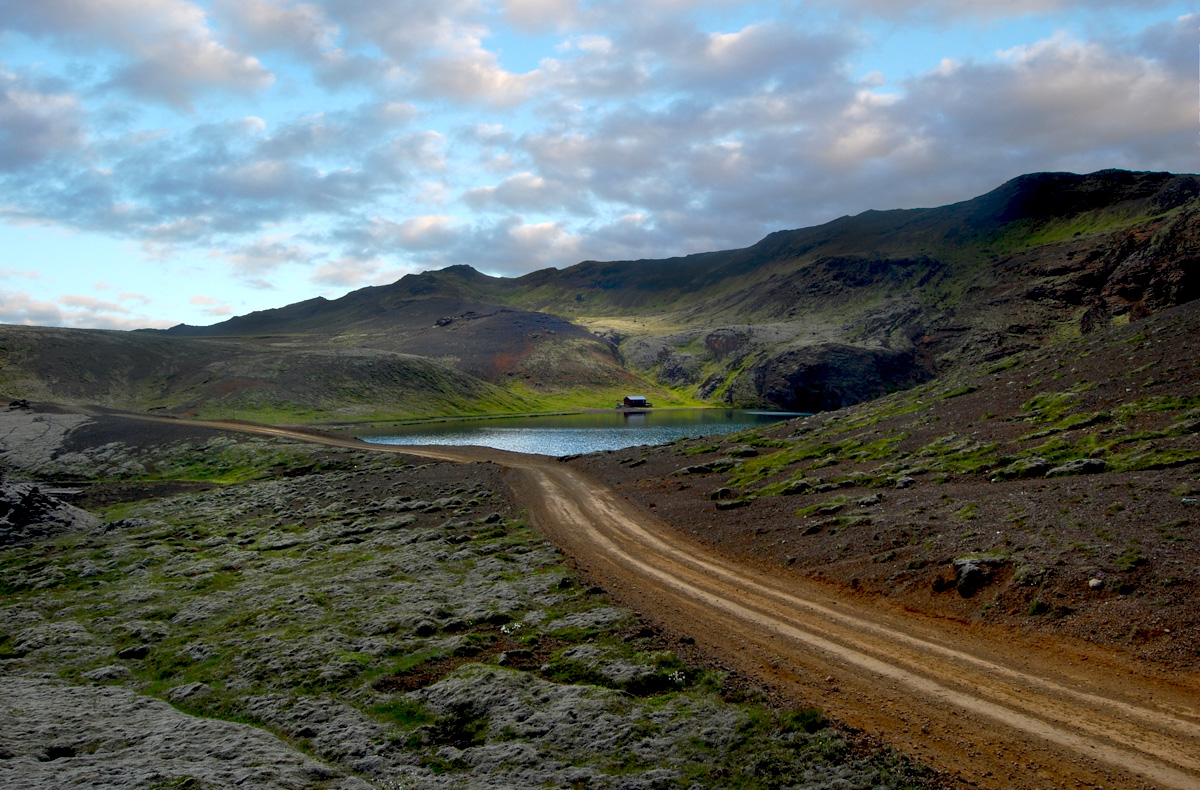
[{"xmin": 0, "ymin": 435, "xmax": 938, "ymax": 789}]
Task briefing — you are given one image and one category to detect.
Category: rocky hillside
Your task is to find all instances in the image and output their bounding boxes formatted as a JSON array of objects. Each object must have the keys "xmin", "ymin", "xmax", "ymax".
[
  {"xmin": 574, "ymin": 296, "xmax": 1200, "ymax": 668},
  {"xmin": 0, "ymin": 409, "xmax": 939, "ymax": 789},
  {"xmin": 2, "ymin": 169, "xmax": 1196, "ymax": 421},
  {"xmin": 168, "ymin": 169, "xmax": 1200, "ymax": 416},
  {"xmin": 0, "ymin": 324, "xmax": 541, "ymax": 422}
]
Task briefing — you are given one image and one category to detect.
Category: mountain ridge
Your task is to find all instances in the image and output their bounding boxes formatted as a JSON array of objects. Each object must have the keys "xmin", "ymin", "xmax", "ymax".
[{"xmin": 5, "ymin": 168, "xmax": 1199, "ymax": 421}]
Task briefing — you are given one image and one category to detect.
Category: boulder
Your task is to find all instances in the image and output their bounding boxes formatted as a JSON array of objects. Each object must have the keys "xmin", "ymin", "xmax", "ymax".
[
  {"xmin": 991, "ymin": 456, "xmax": 1053, "ymax": 481},
  {"xmin": 0, "ymin": 479, "xmax": 100, "ymax": 545},
  {"xmin": 952, "ymin": 559, "xmax": 993, "ymax": 598},
  {"xmin": 0, "ymin": 678, "xmax": 367, "ymax": 789},
  {"xmin": 1046, "ymin": 458, "xmax": 1107, "ymax": 477}
]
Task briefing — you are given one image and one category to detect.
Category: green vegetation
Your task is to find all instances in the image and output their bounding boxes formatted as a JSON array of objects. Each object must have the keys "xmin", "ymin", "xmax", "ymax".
[{"xmin": 0, "ymin": 438, "xmax": 935, "ymax": 789}]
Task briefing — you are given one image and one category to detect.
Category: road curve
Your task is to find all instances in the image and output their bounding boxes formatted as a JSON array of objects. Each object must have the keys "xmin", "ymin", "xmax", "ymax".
[{"xmin": 105, "ymin": 414, "xmax": 1200, "ymax": 789}]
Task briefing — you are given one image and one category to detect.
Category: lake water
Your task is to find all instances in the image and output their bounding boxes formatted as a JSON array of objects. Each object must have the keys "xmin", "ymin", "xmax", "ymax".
[{"xmin": 358, "ymin": 409, "xmax": 804, "ymax": 456}]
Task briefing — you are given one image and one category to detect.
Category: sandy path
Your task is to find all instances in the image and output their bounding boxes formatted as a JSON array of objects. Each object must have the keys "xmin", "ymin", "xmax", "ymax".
[{"xmin": 97, "ymin": 413, "xmax": 1200, "ymax": 789}]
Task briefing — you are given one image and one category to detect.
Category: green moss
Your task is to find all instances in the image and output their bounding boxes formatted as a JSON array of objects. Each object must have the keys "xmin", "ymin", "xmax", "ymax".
[
  {"xmin": 1114, "ymin": 546, "xmax": 1147, "ymax": 572},
  {"xmin": 371, "ymin": 699, "xmax": 435, "ymax": 729},
  {"xmin": 847, "ymin": 433, "xmax": 907, "ymax": 462},
  {"xmin": 941, "ymin": 385, "xmax": 977, "ymax": 399},
  {"xmin": 683, "ymin": 444, "xmax": 720, "ymax": 456},
  {"xmin": 1020, "ymin": 389, "xmax": 1082, "ymax": 423},
  {"xmin": 795, "ymin": 495, "xmax": 851, "ymax": 517},
  {"xmin": 914, "ymin": 435, "xmax": 999, "ymax": 475},
  {"xmin": 1116, "ymin": 395, "xmax": 1200, "ymax": 418}
]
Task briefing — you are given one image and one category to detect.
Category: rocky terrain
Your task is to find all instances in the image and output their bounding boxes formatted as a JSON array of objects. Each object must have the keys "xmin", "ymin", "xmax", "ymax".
[
  {"xmin": 1, "ymin": 167, "xmax": 1198, "ymax": 788},
  {"xmin": 575, "ymin": 296, "xmax": 1200, "ymax": 670},
  {"xmin": 1, "ymin": 170, "xmax": 1196, "ymax": 422},
  {"xmin": 0, "ymin": 409, "xmax": 938, "ymax": 789}
]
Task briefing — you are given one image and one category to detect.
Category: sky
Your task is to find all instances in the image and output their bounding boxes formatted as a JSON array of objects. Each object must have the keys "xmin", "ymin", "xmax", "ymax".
[{"xmin": 0, "ymin": 0, "xmax": 1196, "ymax": 330}]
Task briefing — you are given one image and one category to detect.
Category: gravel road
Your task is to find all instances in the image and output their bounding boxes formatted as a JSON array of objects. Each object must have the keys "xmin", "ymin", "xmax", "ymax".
[{"xmin": 85, "ymin": 410, "xmax": 1200, "ymax": 790}]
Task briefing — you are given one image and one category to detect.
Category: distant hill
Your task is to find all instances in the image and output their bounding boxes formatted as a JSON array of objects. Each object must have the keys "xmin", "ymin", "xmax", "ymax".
[
  {"xmin": 0, "ymin": 169, "xmax": 1195, "ymax": 422},
  {"xmin": 149, "ymin": 169, "xmax": 1200, "ymax": 418}
]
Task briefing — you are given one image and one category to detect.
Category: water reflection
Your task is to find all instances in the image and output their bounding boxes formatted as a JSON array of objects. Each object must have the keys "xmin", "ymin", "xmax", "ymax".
[{"xmin": 358, "ymin": 409, "xmax": 803, "ymax": 457}]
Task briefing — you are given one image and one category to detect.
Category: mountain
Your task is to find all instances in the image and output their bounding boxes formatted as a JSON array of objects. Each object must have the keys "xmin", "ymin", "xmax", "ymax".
[
  {"xmin": 0, "ymin": 325, "xmax": 534, "ymax": 422},
  {"xmin": 0, "ymin": 169, "xmax": 1195, "ymax": 422},
  {"xmin": 148, "ymin": 169, "xmax": 1200, "ymax": 418}
]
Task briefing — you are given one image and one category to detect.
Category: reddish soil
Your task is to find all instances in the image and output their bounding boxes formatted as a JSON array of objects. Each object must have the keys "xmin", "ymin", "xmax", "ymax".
[
  {"xmin": 573, "ymin": 301, "xmax": 1200, "ymax": 671},
  {"xmin": 55, "ymin": 294, "xmax": 1200, "ymax": 790}
]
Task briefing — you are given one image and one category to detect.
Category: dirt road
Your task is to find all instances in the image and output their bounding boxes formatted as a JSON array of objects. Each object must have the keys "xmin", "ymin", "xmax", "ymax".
[{"xmin": 105, "ymin": 413, "xmax": 1200, "ymax": 789}]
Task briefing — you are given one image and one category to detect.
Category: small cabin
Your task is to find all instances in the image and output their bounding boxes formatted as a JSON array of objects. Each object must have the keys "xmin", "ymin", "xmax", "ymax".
[{"xmin": 622, "ymin": 395, "xmax": 651, "ymax": 408}]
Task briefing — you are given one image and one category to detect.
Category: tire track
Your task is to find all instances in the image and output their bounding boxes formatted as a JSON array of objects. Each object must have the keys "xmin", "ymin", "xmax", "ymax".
[{"xmin": 99, "ymin": 412, "xmax": 1200, "ymax": 789}]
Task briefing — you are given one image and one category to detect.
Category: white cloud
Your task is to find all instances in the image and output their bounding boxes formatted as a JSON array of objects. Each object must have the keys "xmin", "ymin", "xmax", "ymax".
[
  {"xmin": 189, "ymin": 294, "xmax": 232, "ymax": 316},
  {"xmin": 413, "ymin": 50, "xmax": 533, "ymax": 107},
  {"xmin": 0, "ymin": 0, "xmax": 1194, "ymax": 330},
  {"xmin": 897, "ymin": 34, "xmax": 1194, "ymax": 161},
  {"xmin": 215, "ymin": 0, "xmax": 340, "ymax": 57},
  {"xmin": 0, "ymin": 287, "xmax": 171, "ymax": 329},
  {"xmin": 0, "ymin": 0, "xmax": 274, "ymax": 108},
  {"xmin": 59, "ymin": 294, "xmax": 131, "ymax": 314},
  {"xmin": 503, "ymin": 0, "xmax": 580, "ymax": 33},
  {"xmin": 0, "ymin": 71, "xmax": 86, "ymax": 172},
  {"xmin": 311, "ymin": 255, "xmax": 381, "ymax": 287},
  {"xmin": 810, "ymin": 0, "xmax": 1177, "ymax": 21},
  {"xmin": 462, "ymin": 172, "xmax": 591, "ymax": 214},
  {"xmin": 227, "ymin": 235, "xmax": 313, "ymax": 279},
  {"xmin": 113, "ymin": 38, "xmax": 273, "ymax": 108},
  {"xmin": 389, "ymin": 215, "xmax": 461, "ymax": 249}
]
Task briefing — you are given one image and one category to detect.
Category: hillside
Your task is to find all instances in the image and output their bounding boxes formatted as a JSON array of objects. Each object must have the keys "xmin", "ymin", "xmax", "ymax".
[
  {"xmin": 574, "ymin": 296, "xmax": 1200, "ymax": 668},
  {"xmin": 0, "ymin": 325, "xmax": 535, "ymax": 422},
  {"xmin": 1, "ymin": 169, "xmax": 1196, "ymax": 421},
  {"xmin": 164, "ymin": 168, "xmax": 1200, "ymax": 418}
]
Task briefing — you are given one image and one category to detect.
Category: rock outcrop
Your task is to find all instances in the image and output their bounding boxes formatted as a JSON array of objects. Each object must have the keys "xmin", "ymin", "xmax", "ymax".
[
  {"xmin": 0, "ymin": 678, "xmax": 368, "ymax": 789},
  {"xmin": 0, "ymin": 477, "xmax": 99, "ymax": 545}
]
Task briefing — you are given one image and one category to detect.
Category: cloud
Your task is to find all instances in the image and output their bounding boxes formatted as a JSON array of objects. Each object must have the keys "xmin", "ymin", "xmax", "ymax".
[
  {"xmin": 189, "ymin": 294, "xmax": 232, "ymax": 316},
  {"xmin": 0, "ymin": 289, "xmax": 66, "ymax": 325},
  {"xmin": 462, "ymin": 172, "xmax": 592, "ymax": 214},
  {"xmin": 319, "ymin": 0, "xmax": 486, "ymax": 62},
  {"xmin": 214, "ymin": 0, "xmax": 340, "ymax": 58},
  {"xmin": 0, "ymin": 268, "xmax": 40, "ymax": 280},
  {"xmin": 380, "ymin": 215, "xmax": 461, "ymax": 250},
  {"xmin": 0, "ymin": 0, "xmax": 1194, "ymax": 331},
  {"xmin": 413, "ymin": 50, "xmax": 533, "ymax": 107},
  {"xmin": 0, "ymin": 106, "xmax": 440, "ymax": 247},
  {"xmin": 59, "ymin": 294, "xmax": 131, "ymax": 314},
  {"xmin": 891, "ymin": 34, "xmax": 1194, "ymax": 167},
  {"xmin": 310, "ymin": 255, "xmax": 382, "ymax": 287},
  {"xmin": 503, "ymin": 0, "xmax": 580, "ymax": 33},
  {"xmin": 0, "ymin": 287, "xmax": 171, "ymax": 329},
  {"xmin": 664, "ymin": 22, "xmax": 853, "ymax": 96},
  {"xmin": 226, "ymin": 235, "xmax": 314, "ymax": 279},
  {"xmin": 0, "ymin": 0, "xmax": 274, "ymax": 108},
  {"xmin": 809, "ymin": 0, "xmax": 1178, "ymax": 21},
  {"xmin": 112, "ymin": 38, "xmax": 273, "ymax": 109},
  {"xmin": 1134, "ymin": 12, "xmax": 1198, "ymax": 79},
  {"xmin": 0, "ymin": 71, "xmax": 86, "ymax": 172}
]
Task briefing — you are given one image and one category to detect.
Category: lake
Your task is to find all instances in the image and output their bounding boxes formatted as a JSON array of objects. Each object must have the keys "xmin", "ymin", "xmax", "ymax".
[{"xmin": 358, "ymin": 409, "xmax": 804, "ymax": 456}]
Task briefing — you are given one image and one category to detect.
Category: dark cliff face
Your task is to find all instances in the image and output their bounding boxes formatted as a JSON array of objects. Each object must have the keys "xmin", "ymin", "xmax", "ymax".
[{"xmin": 751, "ymin": 344, "xmax": 932, "ymax": 413}]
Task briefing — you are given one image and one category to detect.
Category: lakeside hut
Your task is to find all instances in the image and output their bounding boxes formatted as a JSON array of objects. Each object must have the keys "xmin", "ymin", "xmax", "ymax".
[{"xmin": 622, "ymin": 395, "xmax": 651, "ymax": 408}]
